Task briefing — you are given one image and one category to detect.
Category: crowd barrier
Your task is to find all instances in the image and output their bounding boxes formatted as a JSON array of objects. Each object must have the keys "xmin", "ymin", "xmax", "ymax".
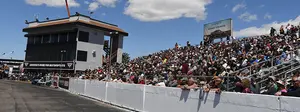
[{"xmin": 66, "ymin": 78, "xmax": 300, "ymax": 112}]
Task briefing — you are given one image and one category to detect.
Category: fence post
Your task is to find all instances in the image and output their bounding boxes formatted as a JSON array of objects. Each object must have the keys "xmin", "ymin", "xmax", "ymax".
[
  {"xmin": 105, "ymin": 82, "xmax": 108, "ymax": 101},
  {"xmin": 271, "ymin": 57, "xmax": 274, "ymax": 67},
  {"xmin": 142, "ymin": 85, "xmax": 146, "ymax": 112},
  {"xmin": 84, "ymin": 80, "xmax": 87, "ymax": 95},
  {"xmin": 226, "ymin": 73, "xmax": 229, "ymax": 91},
  {"xmin": 255, "ymin": 82, "xmax": 260, "ymax": 94}
]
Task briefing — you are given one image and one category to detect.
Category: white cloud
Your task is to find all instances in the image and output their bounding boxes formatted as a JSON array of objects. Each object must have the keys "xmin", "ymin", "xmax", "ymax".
[
  {"xmin": 259, "ymin": 4, "xmax": 265, "ymax": 8},
  {"xmin": 97, "ymin": 0, "xmax": 118, "ymax": 7},
  {"xmin": 224, "ymin": 4, "xmax": 228, "ymax": 8},
  {"xmin": 264, "ymin": 13, "xmax": 272, "ymax": 20},
  {"xmin": 102, "ymin": 13, "xmax": 106, "ymax": 16},
  {"xmin": 234, "ymin": 16, "xmax": 300, "ymax": 37},
  {"xmin": 25, "ymin": 0, "xmax": 80, "ymax": 7},
  {"xmin": 239, "ymin": 12, "xmax": 257, "ymax": 22},
  {"xmin": 232, "ymin": 3, "xmax": 246, "ymax": 13},
  {"xmin": 87, "ymin": 0, "xmax": 118, "ymax": 11},
  {"xmin": 84, "ymin": 1, "xmax": 90, "ymax": 4},
  {"xmin": 88, "ymin": 2, "xmax": 100, "ymax": 11},
  {"xmin": 124, "ymin": 0, "xmax": 212, "ymax": 22}
]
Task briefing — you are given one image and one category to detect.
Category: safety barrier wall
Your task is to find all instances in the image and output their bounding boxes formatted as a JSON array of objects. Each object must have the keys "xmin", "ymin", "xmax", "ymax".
[{"xmin": 68, "ymin": 78, "xmax": 300, "ymax": 112}]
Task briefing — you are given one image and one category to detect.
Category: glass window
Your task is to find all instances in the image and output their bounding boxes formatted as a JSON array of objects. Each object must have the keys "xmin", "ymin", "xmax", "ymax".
[
  {"xmin": 42, "ymin": 34, "xmax": 50, "ymax": 44},
  {"xmin": 77, "ymin": 50, "xmax": 87, "ymax": 61},
  {"xmin": 68, "ymin": 31, "xmax": 77, "ymax": 42},
  {"xmin": 51, "ymin": 34, "xmax": 59, "ymax": 43},
  {"xmin": 59, "ymin": 33, "xmax": 68, "ymax": 43},
  {"xmin": 34, "ymin": 36, "xmax": 42, "ymax": 44},
  {"xmin": 78, "ymin": 31, "xmax": 89, "ymax": 42},
  {"xmin": 28, "ymin": 37, "xmax": 34, "ymax": 44}
]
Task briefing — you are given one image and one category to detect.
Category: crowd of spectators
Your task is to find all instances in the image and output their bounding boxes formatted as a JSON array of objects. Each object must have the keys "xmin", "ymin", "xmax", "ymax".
[{"xmin": 74, "ymin": 23, "xmax": 300, "ymax": 97}]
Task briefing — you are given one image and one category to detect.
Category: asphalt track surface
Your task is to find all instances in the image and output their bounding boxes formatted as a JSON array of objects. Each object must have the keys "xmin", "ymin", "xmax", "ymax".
[{"xmin": 0, "ymin": 80, "xmax": 126, "ymax": 112}]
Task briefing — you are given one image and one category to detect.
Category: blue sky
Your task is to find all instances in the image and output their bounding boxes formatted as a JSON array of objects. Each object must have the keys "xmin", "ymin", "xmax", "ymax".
[{"xmin": 0, "ymin": 0, "xmax": 299, "ymax": 60}]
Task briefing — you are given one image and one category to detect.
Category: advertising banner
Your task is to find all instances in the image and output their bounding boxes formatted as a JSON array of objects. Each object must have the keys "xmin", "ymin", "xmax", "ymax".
[
  {"xmin": 204, "ymin": 18, "xmax": 232, "ymax": 40},
  {"xmin": 23, "ymin": 61, "xmax": 74, "ymax": 70},
  {"xmin": 0, "ymin": 59, "xmax": 23, "ymax": 64},
  {"xmin": 59, "ymin": 77, "xmax": 69, "ymax": 89}
]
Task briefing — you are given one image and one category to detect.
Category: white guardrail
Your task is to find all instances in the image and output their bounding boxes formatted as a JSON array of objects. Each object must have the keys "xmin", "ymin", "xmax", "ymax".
[{"xmin": 68, "ymin": 78, "xmax": 300, "ymax": 112}]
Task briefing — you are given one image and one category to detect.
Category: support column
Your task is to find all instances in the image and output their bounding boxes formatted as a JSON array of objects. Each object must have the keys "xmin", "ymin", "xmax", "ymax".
[{"xmin": 110, "ymin": 34, "xmax": 123, "ymax": 64}]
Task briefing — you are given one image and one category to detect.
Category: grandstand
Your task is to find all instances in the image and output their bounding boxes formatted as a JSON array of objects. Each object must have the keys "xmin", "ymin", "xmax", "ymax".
[{"xmin": 74, "ymin": 23, "xmax": 300, "ymax": 97}]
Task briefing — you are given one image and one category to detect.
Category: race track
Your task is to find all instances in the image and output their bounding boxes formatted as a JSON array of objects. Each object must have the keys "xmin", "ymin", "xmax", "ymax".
[{"xmin": 0, "ymin": 80, "xmax": 126, "ymax": 112}]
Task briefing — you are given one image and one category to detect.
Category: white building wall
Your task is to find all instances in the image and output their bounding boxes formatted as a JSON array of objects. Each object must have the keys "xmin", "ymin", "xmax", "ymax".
[{"xmin": 75, "ymin": 26, "xmax": 104, "ymax": 71}]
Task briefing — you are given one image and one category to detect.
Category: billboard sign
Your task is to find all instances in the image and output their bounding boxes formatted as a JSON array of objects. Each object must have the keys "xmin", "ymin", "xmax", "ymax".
[
  {"xmin": 23, "ymin": 61, "xmax": 74, "ymax": 70},
  {"xmin": 204, "ymin": 18, "xmax": 232, "ymax": 40}
]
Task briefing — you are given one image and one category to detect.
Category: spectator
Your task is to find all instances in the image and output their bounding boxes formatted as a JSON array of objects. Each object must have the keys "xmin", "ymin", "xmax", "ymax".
[
  {"xmin": 287, "ymin": 75, "xmax": 300, "ymax": 92},
  {"xmin": 241, "ymin": 78, "xmax": 252, "ymax": 93},
  {"xmin": 264, "ymin": 76, "xmax": 278, "ymax": 95},
  {"xmin": 277, "ymin": 77, "xmax": 300, "ymax": 97},
  {"xmin": 276, "ymin": 80, "xmax": 287, "ymax": 93},
  {"xmin": 270, "ymin": 27, "xmax": 276, "ymax": 37},
  {"xmin": 204, "ymin": 76, "xmax": 226, "ymax": 94},
  {"xmin": 167, "ymin": 76, "xmax": 178, "ymax": 87},
  {"xmin": 280, "ymin": 25, "xmax": 285, "ymax": 35},
  {"xmin": 178, "ymin": 77, "xmax": 198, "ymax": 90},
  {"xmin": 156, "ymin": 77, "xmax": 166, "ymax": 87}
]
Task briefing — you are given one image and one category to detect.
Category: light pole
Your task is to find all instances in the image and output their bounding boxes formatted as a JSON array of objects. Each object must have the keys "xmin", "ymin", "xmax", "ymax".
[{"xmin": 60, "ymin": 50, "xmax": 66, "ymax": 76}]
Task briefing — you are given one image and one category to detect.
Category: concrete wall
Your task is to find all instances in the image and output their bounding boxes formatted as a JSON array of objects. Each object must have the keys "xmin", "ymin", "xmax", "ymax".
[
  {"xmin": 75, "ymin": 26, "xmax": 104, "ymax": 71},
  {"xmin": 69, "ymin": 78, "xmax": 300, "ymax": 112}
]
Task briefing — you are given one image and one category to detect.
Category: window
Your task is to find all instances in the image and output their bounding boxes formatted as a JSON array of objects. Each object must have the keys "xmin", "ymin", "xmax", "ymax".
[
  {"xmin": 77, "ymin": 50, "xmax": 87, "ymax": 61},
  {"xmin": 78, "ymin": 31, "xmax": 89, "ymax": 42},
  {"xmin": 68, "ymin": 31, "xmax": 77, "ymax": 42},
  {"xmin": 51, "ymin": 34, "xmax": 59, "ymax": 43},
  {"xmin": 42, "ymin": 35, "xmax": 50, "ymax": 44},
  {"xmin": 28, "ymin": 37, "xmax": 34, "ymax": 44},
  {"xmin": 59, "ymin": 33, "xmax": 68, "ymax": 43},
  {"xmin": 34, "ymin": 36, "xmax": 42, "ymax": 44}
]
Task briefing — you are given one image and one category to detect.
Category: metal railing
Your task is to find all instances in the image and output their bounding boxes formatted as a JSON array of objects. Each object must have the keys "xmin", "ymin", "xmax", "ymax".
[
  {"xmin": 228, "ymin": 49, "xmax": 298, "ymax": 78},
  {"xmin": 256, "ymin": 59, "xmax": 300, "ymax": 91},
  {"xmin": 221, "ymin": 57, "xmax": 300, "ymax": 91}
]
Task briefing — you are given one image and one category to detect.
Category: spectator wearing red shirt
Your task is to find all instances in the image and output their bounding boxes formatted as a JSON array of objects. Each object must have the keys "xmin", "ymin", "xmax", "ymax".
[{"xmin": 181, "ymin": 62, "xmax": 189, "ymax": 74}]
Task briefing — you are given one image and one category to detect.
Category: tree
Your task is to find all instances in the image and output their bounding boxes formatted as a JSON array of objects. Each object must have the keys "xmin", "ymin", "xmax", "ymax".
[{"xmin": 122, "ymin": 52, "xmax": 130, "ymax": 64}]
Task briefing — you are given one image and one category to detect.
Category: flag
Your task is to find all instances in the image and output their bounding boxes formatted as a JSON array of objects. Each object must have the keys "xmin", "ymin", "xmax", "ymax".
[{"xmin": 10, "ymin": 51, "xmax": 14, "ymax": 54}]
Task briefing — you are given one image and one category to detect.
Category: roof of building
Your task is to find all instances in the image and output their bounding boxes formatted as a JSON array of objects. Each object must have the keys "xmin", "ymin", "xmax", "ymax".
[
  {"xmin": 0, "ymin": 59, "xmax": 24, "ymax": 63},
  {"xmin": 23, "ymin": 13, "xmax": 128, "ymax": 36}
]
